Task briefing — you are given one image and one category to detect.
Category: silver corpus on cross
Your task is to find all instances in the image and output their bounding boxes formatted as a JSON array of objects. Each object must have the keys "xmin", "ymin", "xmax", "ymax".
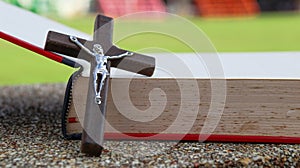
[{"xmin": 69, "ymin": 36, "xmax": 133, "ymax": 104}]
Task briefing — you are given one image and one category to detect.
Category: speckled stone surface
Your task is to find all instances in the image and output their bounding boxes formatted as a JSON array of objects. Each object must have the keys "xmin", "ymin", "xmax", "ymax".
[{"xmin": 0, "ymin": 84, "xmax": 300, "ymax": 167}]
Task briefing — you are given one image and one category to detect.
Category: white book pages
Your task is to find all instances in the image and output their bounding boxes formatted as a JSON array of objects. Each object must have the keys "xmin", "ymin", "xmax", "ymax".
[{"xmin": 111, "ymin": 52, "xmax": 300, "ymax": 79}]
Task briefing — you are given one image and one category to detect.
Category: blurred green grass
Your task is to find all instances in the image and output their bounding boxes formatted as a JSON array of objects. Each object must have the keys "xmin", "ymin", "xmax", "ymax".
[
  {"xmin": 0, "ymin": 41, "xmax": 75, "ymax": 85},
  {"xmin": 54, "ymin": 12, "xmax": 300, "ymax": 52},
  {"xmin": 1, "ymin": 12, "xmax": 300, "ymax": 85}
]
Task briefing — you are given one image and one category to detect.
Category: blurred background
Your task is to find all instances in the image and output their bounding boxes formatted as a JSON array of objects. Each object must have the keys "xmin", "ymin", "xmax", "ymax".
[
  {"xmin": 2, "ymin": 0, "xmax": 300, "ymax": 18},
  {"xmin": 1, "ymin": 0, "xmax": 300, "ymax": 85}
]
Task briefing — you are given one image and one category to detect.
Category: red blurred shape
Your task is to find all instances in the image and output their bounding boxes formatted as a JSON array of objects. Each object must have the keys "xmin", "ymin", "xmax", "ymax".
[
  {"xmin": 98, "ymin": 0, "xmax": 166, "ymax": 18},
  {"xmin": 68, "ymin": 117, "xmax": 78, "ymax": 123},
  {"xmin": 194, "ymin": 0, "xmax": 260, "ymax": 17}
]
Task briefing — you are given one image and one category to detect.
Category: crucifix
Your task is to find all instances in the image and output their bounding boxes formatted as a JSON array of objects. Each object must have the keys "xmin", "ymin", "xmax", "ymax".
[{"xmin": 44, "ymin": 15, "xmax": 155, "ymax": 156}]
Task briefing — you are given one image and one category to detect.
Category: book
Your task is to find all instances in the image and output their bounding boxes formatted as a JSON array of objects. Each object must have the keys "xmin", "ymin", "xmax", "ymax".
[{"xmin": 64, "ymin": 52, "xmax": 300, "ymax": 143}]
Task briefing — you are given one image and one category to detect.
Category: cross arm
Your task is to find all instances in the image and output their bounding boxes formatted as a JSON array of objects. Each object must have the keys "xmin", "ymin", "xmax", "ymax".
[{"xmin": 44, "ymin": 31, "xmax": 155, "ymax": 76}]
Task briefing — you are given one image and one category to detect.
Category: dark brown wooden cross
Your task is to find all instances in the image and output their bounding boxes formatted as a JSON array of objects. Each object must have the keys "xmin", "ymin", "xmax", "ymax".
[{"xmin": 44, "ymin": 15, "xmax": 155, "ymax": 156}]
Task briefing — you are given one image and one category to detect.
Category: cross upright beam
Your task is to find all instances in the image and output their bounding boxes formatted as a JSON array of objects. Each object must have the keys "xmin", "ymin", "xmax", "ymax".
[{"xmin": 44, "ymin": 15, "xmax": 155, "ymax": 156}]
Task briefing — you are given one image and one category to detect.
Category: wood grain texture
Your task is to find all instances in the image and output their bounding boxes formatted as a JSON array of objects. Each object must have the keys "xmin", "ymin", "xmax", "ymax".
[
  {"xmin": 44, "ymin": 31, "xmax": 155, "ymax": 76},
  {"xmin": 67, "ymin": 77, "xmax": 300, "ymax": 140}
]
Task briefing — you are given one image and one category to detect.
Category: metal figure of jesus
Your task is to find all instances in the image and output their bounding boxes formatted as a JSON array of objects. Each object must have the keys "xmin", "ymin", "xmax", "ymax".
[{"xmin": 70, "ymin": 36, "xmax": 132, "ymax": 104}]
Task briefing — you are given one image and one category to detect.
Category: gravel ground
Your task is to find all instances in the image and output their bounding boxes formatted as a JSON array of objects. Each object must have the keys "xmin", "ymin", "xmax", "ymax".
[{"xmin": 0, "ymin": 84, "xmax": 300, "ymax": 167}]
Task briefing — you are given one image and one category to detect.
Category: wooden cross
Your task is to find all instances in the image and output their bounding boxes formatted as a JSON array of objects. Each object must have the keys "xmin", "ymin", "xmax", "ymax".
[{"xmin": 44, "ymin": 15, "xmax": 155, "ymax": 156}]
